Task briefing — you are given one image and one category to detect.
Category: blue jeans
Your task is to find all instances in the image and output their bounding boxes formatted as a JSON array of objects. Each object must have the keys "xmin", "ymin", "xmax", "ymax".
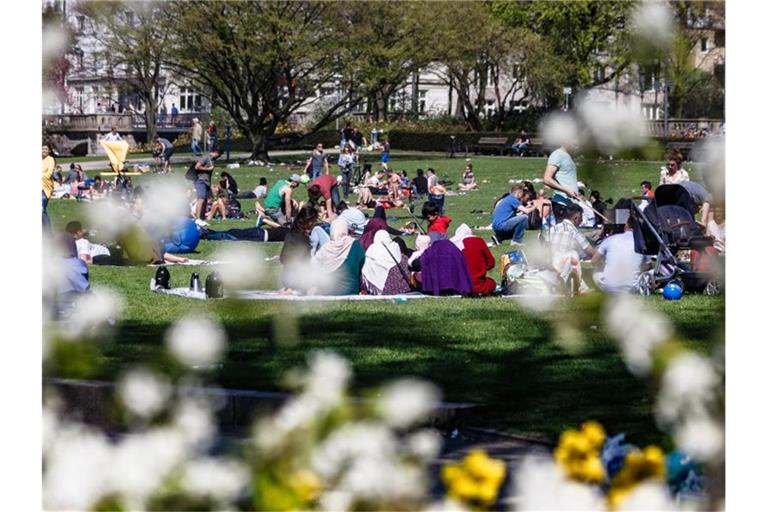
[
  {"xmin": 191, "ymin": 139, "xmax": 202, "ymax": 156},
  {"xmin": 311, "ymin": 167, "xmax": 322, "ymax": 179},
  {"xmin": 493, "ymin": 215, "xmax": 527, "ymax": 243},
  {"xmin": 510, "ymin": 143, "xmax": 529, "ymax": 155},
  {"xmin": 42, "ymin": 192, "xmax": 51, "ymax": 231}
]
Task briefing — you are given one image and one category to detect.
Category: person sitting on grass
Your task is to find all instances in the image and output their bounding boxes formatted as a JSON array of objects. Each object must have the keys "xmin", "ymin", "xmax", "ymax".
[
  {"xmin": 426, "ymin": 168, "xmax": 447, "ymax": 214},
  {"xmin": 458, "ymin": 163, "xmax": 478, "ymax": 191},
  {"xmin": 263, "ymin": 174, "xmax": 302, "ymax": 226},
  {"xmin": 412, "ymin": 168, "xmax": 429, "ymax": 196},
  {"xmin": 361, "ymin": 231, "xmax": 411, "ymax": 296},
  {"xmin": 115, "ymin": 224, "xmax": 190, "ymax": 266},
  {"xmin": 219, "ymin": 171, "xmax": 239, "ymax": 198},
  {"xmin": 451, "ymin": 224, "xmax": 497, "ymax": 296},
  {"xmin": 550, "ymin": 203, "xmax": 597, "ymax": 295},
  {"xmin": 337, "ymin": 201, "xmax": 368, "ymax": 236},
  {"xmin": 422, "ymin": 201, "xmax": 452, "ymax": 241},
  {"xmin": 491, "ymin": 184, "xmax": 535, "ymax": 246},
  {"xmin": 417, "ymin": 239, "xmax": 473, "ymax": 296},
  {"xmin": 66, "ymin": 221, "xmax": 122, "ymax": 266},
  {"xmin": 280, "ymin": 206, "xmax": 328, "ymax": 293},
  {"xmin": 591, "ymin": 216, "xmax": 651, "ymax": 293},
  {"xmin": 311, "ymin": 218, "xmax": 366, "ymax": 295}
]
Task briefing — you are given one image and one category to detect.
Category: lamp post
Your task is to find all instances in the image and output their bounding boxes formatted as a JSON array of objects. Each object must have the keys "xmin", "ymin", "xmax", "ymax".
[{"xmin": 334, "ymin": 78, "xmax": 341, "ymax": 131}]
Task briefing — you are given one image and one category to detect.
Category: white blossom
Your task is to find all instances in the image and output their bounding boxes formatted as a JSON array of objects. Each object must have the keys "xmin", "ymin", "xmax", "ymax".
[
  {"xmin": 181, "ymin": 457, "xmax": 250, "ymax": 503},
  {"xmin": 86, "ymin": 199, "xmax": 135, "ymax": 240},
  {"xmin": 618, "ymin": 481, "xmax": 677, "ymax": 511},
  {"xmin": 578, "ymin": 100, "xmax": 649, "ymax": 152},
  {"xmin": 212, "ymin": 244, "xmax": 266, "ymax": 289},
  {"xmin": 339, "ymin": 456, "xmax": 426, "ymax": 503},
  {"xmin": 304, "ymin": 351, "xmax": 352, "ymax": 406},
  {"xmin": 43, "ymin": 25, "xmax": 69, "ymax": 60},
  {"xmin": 43, "ymin": 424, "xmax": 113, "ymax": 511},
  {"xmin": 165, "ymin": 315, "xmax": 226, "ymax": 368},
  {"xmin": 539, "ymin": 112, "xmax": 580, "ymax": 150},
  {"xmin": 172, "ymin": 398, "xmax": 217, "ymax": 449},
  {"xmin": 377, "ymin": 379, "xmax": 440, "ymax": 428},
  {"xmin": 62, "ymin": 288, "xmax": 122, "ymax": 339},
  {"xmin": 117, "ymin": 367, "xmax": 172, "ymax": 419},
  {"xmin": 515, "ymin": 456, "xmax": 605, "ymax": 511},
  {"xmin": 656, "ymin": 353, "xmax": 719, "ymax": 426},
  {"xmin": 108, "ymin": 428, "xmax": 188, "ymax": 507},
  {"xmin": 673, "ymin": 416, "xmax": 724, "ymax": 463},
  {"xmin": 630, "ymin": 0, "xmax": 675, "ymax": 49},
  {"xmin": 604, "ymin": 295, "xmax": 672, "ymax": 376},
  {"xmin": 319, "ymin": 490, "xmax": 353, "ymax": 512},
  {"xmin": 311, "ymin": 422, "xmax": 396, "ymax": 480},
  {"xmin": 405, "ymin": 429, "xmax": 443, "ymax": 461},
  {"xmin": 138, "ymin": 178, "xmax": 192, "ymax": 235}
]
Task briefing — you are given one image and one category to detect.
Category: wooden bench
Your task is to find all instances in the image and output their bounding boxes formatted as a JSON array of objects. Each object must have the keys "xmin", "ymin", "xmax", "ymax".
[
  {"xmin": 473, "ymin": 136, "xmax": 509, "ymax": 156},
  {"xmin": 526, "ymin": 137, "xmax": 546, "ymax": 157}
]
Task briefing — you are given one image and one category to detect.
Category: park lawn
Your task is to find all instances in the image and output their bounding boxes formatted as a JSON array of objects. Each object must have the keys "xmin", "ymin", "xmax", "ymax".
[{"xmin": 46, "ymin": 153, "xmax": 720, "ymax": 445}]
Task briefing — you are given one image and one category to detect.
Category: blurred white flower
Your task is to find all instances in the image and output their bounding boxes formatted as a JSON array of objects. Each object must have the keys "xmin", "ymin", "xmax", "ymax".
[
  {"xmin": 42, "ymin": 234, "xmax": 68, "ymax": 298},
  {"xmin": 673, "ymin": 416, "xmax": 724, "ymax": 463},
  {"xmin": 539, "ymin": 112, "xmax": 580, "ymax": 150},
  {"xmin": 108, "ymin": 428, "xmax": 187, "ymax": 508},
  {"xmin": 275, "ymin": 394, "xmax": 324, "ymax": 432},
  {"xmin": 693, "ymin": 137, "xmax": 725, "ymax": 203},
  {"xmin": 285, "ymin": 260, "xmax": 335, "ymax": 294},
  {"xmin": 618, "ymin": 481, "xmax": 676, "ymax": 511},
  {"xmin": 405, "ymin": 429, "xmax": 443, "ymax": 461},
  {"xmin": 377, "ymin": 379, "xmax": 440, "ymax": 429},
  {"xmin": 578, "ymin": 100, "xmax": 648, "ymax": 152},
  {"xmin": 181, "ymin": 457, "xmax": 249, "ymax": 503},
  {"xmin": 305, "ymin": 351, "xmax": 352, "ymax": 406},
  {"xmin": 212, "ymin": 244, "xmax": 265, "ymax": 289},
  {"xmin": 311, "ymin": 422, "xmax": 396, "ymax": 480},
  {"xmin": 117, "ymin": 367, "xmax": 172, "ymax": 419},
  {"xmin": 424, "ymin": 498, "xmax": 469, "ymax": 511},
  {"xmin": 340, "ymin": 456, "xmax": 425, "ymax": 503},
  {"xmin": 630, "ymin": 0, "xmax": 675, "ymax": 49},
  {"xmin": 604, "ymin": 295, "xmax": 672, "ymax": 375},
  {"xmin": 139, "ymin": 178, "xmax": 191, "ymax": 235},
  {"xmin": 172, "ymin": 398, "xmax": 217, "ymax": 449},
  {"xmin": 515, "ymin": 456, "xmax": 604, "ymax": 511},
  {"xmin": 165, "ymin": 315, "xmax": 226, "ymax": 368},
  {"xmin": 86, "ymin": 199, "xmax": 135, "ymax": 240},
  {"xmin": 656, "ymin": 353, "xmax": 719, "ymax": 425},
  {"xmin": 319, "ymin": 490, "xmax": 353, "ymax": 512},
  {"xmin": 63, "ymin": 288, "xmax": 122, "ymax": 339},
  {"xmin": 43, "ymin": 424, "xmax": 112, "ymax": 511},
  {"xmin": 42, "ymin": 25, "xmax": 69, "ymax": 61}
]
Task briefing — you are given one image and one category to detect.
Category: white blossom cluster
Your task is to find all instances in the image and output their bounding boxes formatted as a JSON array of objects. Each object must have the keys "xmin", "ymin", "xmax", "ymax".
[
  {"xmin": 630, "ymin": 0, "xmax": 675, "ymax": 50},
  {"xmin": 165, "ymin": 314, "xmax": 227, "ymax": 369}
]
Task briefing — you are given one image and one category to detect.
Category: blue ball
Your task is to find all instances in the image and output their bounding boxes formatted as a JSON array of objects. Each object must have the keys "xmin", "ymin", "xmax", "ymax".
[{"xmin": 663, "ymin": 281, "xmax": 684, "ymax": 300}]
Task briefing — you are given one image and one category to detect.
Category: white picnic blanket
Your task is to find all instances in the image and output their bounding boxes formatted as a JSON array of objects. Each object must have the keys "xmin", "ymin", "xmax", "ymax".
[{"xmin": 150, "ymin": 285, "xmax": 460, "ymax": 301}]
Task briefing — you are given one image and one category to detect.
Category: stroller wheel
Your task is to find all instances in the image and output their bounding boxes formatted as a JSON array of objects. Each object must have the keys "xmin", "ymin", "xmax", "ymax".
[
  {"xmin": 637, "ymin": 271, "xmax": 655, "ymax": 296},
  {"xmin": 704, "ymin": 279, "xmax": 722, "ymax": 296}
]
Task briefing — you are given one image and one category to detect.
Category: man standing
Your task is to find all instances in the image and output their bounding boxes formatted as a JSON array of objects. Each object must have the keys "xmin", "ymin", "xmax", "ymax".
[
  {"xmin": 592, "ymin": 216, "xmax": 651, "ymax": 293},
  {"xmin": 170, "ymin": 103, "xmax": 179, "ymax": 125},
  {"xmin": 42, "ymin": 145, "xmax": 55, "ymax": 230},
  {"xmin": 193, "ymin": 147, "xmax": 222, "ymax": 226},
  {"xmin": 102, "ymin": 126, "xmax": 123, "ymax": 141},
  {"xmin": 337, "ymin": 146, "xmax": 354, "ymax": 197},
  {"xmin": 207, "ymin": 120, "xmax": 218, "ymax": 151},
  {"xmin": 263, "ymin": 174, "xmax": 302, "ymax": 225},
  {"xmin": 550, "ymin": 204, "xmax": 597, "ymax": 295},
  {"xmin": 491, "ymin": 185, "xmax": 535, "ymax": 245},
  {"xmin": 191, "ymin": 118, "xmax": 203, "ymax": 156},
  {"xmin": 543, "ymin": 139, "xmax": 580, "ymax": 223},
  {"xmin": 306, "ymin": 143, "xmax": 329, "ymax": 179}
]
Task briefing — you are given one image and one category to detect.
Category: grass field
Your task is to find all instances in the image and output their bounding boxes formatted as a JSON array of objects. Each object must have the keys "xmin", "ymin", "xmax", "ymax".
[{"xmin": 46, "ymin": 152, "xmax": 722, "ymax": 445}]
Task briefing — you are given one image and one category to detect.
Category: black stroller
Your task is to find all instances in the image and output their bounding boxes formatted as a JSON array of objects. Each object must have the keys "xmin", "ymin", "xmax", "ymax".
[{"xmin": 631, "ymin": 184, "xmax": 722, "ymax": 296}]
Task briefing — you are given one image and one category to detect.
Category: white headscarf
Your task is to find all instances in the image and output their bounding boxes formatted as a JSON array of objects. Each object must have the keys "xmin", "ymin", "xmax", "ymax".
[
  {"xmin": 362, "ymin": 230, "xmax": 401, "ymax": 291},
  {"xmin": 408, "ymin": 235, "xmax": 432, "ymax": 265},
  {"xmin": 312, "ymin": 219, "xmax": 354, "ymax": 273},
  {"xmin": 450, "ymin": 223, "xmax": 473, "ymax": 251}
]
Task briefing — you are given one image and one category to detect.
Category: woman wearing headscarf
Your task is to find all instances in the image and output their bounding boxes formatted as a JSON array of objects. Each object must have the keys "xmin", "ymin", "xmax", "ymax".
[
  {"xmin": 408, "ymin": 235, "xmax": 432, "ymax": 269},
  {"xmin": 280, "ymin": 206, "xmax": 326, "ymax": 292},
  {"xmin": 311, "ymin": 218, "xmax": 365, "ymax": 295},
  {"xmin": 418, "ymin": 239, "xmax": 473, "ymax": 296},
  {"xmin": 361, "ymin": 231, "xmax": 411, "ymax": 295},
  {"xmin": 451, "ymin": 223, "xmax": 497, "ymax": 295}
]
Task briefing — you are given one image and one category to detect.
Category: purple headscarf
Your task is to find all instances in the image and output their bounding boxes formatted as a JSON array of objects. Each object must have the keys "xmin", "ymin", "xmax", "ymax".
[
  {"xmin": 359, "ymin": 217, "xmax": 388, "ymax": 250},
  {"xmin": 419, "ymin": 240, "xmax": 473, "ymax": 296}
]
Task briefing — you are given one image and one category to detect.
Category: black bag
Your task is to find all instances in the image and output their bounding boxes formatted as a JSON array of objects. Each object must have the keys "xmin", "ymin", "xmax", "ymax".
[{"xmin": 184, "ymin": 163, "xmax": 198, "ymax": 181}]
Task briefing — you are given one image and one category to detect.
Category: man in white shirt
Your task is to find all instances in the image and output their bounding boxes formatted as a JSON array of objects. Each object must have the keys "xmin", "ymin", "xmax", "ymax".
[
  {"xmin": 592, "ymin": 217, "xmax": 651, "ymax": 293},
  {"xmin": 66, "ymin": 221, "xmax": 115, "ymax": 265},
  {"xmin": 337, "ymin": 201, "xmax": 368, "ymax": 236},
  {"xmin": 102, "ymin": 127, "xmax": 123, "ymax": 142}
]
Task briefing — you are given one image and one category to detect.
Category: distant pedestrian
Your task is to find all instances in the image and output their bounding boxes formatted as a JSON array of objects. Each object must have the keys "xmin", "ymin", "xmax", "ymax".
[
  {"xmin": 170, "ymin": 103, "xmax": 179, "ymax": 125},
  {"xmin": 305, "ymin": 143, "xmax": 329, "ymax": 179},
  {"xmin": 191, "ymin": 118, "xmax": 203, "ymax": 156},
  {"xmin": 207, "ymin": 120, "xmax": 218, "ymax": 151},
  {"xmin": 102, "ymin": 126, "xmax": 122, "ymax": 142},
  {"xmin": 42, "ymin": 144, "xmax": 55, "ymax": 231}
]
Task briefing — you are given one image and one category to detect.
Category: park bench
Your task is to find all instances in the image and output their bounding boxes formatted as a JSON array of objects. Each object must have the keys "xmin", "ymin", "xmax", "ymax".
[
  {"xmin": 515, "ymin": 137, "xmax": 547, "ymax": 157},
  {"xmin": 473, "ymin": 136, "xmax": 509, "ymax": 156}
]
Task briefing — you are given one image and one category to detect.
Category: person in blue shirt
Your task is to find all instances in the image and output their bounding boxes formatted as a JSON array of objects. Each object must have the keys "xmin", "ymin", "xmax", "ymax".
[{"xmin": 491, "ymin": 185, "xmax": 535, "ymax": 245}]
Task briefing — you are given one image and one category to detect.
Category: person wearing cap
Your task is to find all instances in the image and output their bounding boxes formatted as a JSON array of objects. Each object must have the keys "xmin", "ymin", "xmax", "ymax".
[
  {"xmin": 191, "ymin": 117, "xmax": 203, "ymax": 156},
  {"xmin": 263, "ymin": 174, "xmax": 302, "ymax": 225},
  {"xmin": 305, "ymin": 143, "xmax": 329, "ymax": 179}
]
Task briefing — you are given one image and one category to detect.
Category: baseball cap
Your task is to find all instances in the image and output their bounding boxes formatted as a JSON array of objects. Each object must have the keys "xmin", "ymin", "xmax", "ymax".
[{"xmin": 289, "ymin": 174, "xmax": 301, "ymax": 184}]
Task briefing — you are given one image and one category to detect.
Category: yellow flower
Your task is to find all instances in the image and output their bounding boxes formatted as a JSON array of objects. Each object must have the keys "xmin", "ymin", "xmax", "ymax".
[
  {"xmin": 554, "ymin": 422, "xmax": 607, "ymax": 484},
  {"xmin": 441, "ymin": 450, "xmax": 507, "ymax": 509},
  {"xmin": 608, "ymin": 445, "xmax": 667, "ymax": 510},
  {"xmin": 581, "ymin": 421, "xmax": 606, "ymax": 451},
  {"xmin": 289, "ymin": 469, "xmax": 322, "ymax": 502}
]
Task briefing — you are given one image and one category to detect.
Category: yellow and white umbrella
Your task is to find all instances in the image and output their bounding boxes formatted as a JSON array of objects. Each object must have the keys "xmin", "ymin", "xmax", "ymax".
[{"xmin": 99, "ymin": 140, "xmax": 130, "ymax": 172}]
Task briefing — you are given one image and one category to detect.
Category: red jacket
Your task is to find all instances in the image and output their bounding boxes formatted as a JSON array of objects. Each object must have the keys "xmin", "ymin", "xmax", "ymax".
[
  {"xmin": 428, "ymin": 215, "xmax": 452, "ymax": 235},
  {"xmin": 462, "ymin": 236, "xmax": 497, "ymax": 295}
]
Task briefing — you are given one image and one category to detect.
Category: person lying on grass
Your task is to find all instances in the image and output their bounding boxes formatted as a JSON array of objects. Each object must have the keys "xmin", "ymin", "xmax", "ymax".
[{"xmin": 200, "ymin": 213, "xmax": 288, "ymax": 242}]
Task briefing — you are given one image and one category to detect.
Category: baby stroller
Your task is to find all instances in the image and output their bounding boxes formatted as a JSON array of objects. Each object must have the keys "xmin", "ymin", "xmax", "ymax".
[{"xmin": 632, "ymin": 184, "xmax": 721, "ymax": 296}]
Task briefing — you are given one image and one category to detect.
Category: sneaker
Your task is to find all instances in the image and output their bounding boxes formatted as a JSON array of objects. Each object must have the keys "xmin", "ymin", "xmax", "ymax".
[
  {"xmin": 194, "ymin": 219, "xmax": 209, "ymax": 228},
  {"xmin": 491, "ymin": 235, "xmax": 501, "ymax": 246},
  {"xmin": 509, "ymin": 240, "xmax": 524, "ymax": 248}
]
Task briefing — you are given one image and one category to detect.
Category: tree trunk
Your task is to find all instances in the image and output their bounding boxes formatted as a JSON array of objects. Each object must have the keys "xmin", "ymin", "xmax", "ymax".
[
  {"xmin": 144, "ymin": 98, "xmax": 158, "ymax": 143},
  {"xmin": 248, "ymin": 131, "xmax": 270, "ymax": 162}
]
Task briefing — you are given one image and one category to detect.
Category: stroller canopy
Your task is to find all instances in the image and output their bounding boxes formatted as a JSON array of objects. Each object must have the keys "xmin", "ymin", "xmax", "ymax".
[{"xmin": 654, "ymin": 184, "xmax": 696, "ymax": 216}]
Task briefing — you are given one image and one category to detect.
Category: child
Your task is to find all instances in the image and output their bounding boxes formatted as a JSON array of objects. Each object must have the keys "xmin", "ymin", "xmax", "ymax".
[{"xmin": 422, "ymin": 201, "xmax": 452, "ymax": 238}]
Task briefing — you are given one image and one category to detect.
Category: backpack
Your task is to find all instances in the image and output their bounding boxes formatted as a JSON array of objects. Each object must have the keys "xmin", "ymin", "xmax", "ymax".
[{"xmin": 184, "ymin": 162, "xmax": 198, "ymax": 181}]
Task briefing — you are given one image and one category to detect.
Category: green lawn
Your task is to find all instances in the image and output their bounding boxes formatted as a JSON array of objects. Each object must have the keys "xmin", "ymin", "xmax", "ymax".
[{"xmin": 46, "ymin": 153, "xmax": 721, "ymax": 445}]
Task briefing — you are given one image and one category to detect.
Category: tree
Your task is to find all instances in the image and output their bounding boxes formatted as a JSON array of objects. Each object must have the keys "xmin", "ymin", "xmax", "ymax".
[
  {"xmin": 490, "ymin": 0, "xmax": 634, "ymax": 94},
  {"xmin": 42, "ymin": 2, "xmax": 76, "ymax": 115},
  {"xmin": 164, "ymin": 0, "xmax": 360, "ymax": 160},
  {"xmin": 76, "ymin": 1, "xmax": 170, "ymax": 143}
]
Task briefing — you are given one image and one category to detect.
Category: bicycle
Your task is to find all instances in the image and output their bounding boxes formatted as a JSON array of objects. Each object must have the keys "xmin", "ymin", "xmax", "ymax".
[{"xmin": 445, "ymin": 135, "xmax": 468, "ymax": 159}]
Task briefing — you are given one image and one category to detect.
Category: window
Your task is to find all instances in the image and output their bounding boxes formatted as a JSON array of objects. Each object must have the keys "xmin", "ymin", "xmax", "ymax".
[
  {"xmin": 593, "ymin": 67, "xmax": 606, "ymax": 82},
  {"xmin": 76, "ymin": 15, "xmax": 85, "ymax": 33},
  {"xmin": 700, "ymin": 37, "xmax": 708, "ymax": 52},
  {"xmin": 419, "ymin": 90, "xmax": 427, "ymax": 114},
  {"xmin": 511, "ymin": 64, "xmax": 523, "ymax": 80},
  {"xmin": 76, "ymin": 50, "xmax": 84, "ymax": 69},
  {"xmin": 125, "ymin": 11, "xmax": 134, "ymax": 26},
  {"xmin": 714, "ymin": 30, "xmax": 725, "ymax": 48},
  {"xmin": 179, "ymin": 86, "xmax": 202, "ymax": 112},
  {"xmin": 75, "ymin": 87, "xmax": 85, "ymax": 112}
]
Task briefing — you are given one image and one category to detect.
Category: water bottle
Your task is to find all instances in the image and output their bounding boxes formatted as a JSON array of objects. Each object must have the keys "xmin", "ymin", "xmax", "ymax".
[{"xmin": 189, "ymin": 272, "xmax": 201, "ymax": 292}]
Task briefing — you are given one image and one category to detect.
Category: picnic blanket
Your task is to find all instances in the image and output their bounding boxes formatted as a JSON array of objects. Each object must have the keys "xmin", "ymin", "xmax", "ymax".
[
  {"xmin": 149, "ymin": 259, "xmax": 223, "ymax": 266},
  {"xmin": 150, "ymin": 285, "xmax": 461, "ymax": 301}
]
